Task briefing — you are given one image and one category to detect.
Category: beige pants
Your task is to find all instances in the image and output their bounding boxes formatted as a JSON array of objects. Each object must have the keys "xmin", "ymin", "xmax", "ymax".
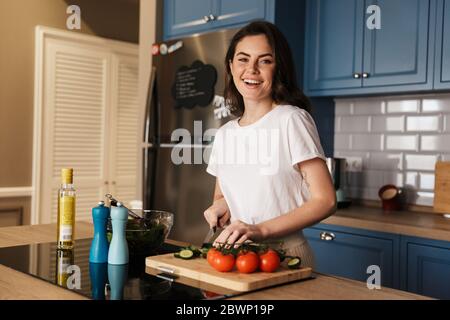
[{"xmin": 277, "ymin": 232, "xmax": 315, "ymax": 269}]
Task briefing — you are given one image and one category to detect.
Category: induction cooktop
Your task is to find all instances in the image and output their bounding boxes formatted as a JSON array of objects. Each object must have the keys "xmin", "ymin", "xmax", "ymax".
[{"xmin": 0, "ymin": 238, "xmax": 234, "ymax": 300}]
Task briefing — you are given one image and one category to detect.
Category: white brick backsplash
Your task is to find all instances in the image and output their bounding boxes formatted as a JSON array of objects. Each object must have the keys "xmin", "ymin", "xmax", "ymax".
[
  {"xmin": 383, "ymin": 171, "xmax": 403, "ymax": 187},
  {"xmin": 344, "ymin": 187, "xmax": 360, "ymax": 199},
  {"xmin": 387, "ymin": 100, "xmax": 419, "ymax": 113},
  {"xmin": 334, "ymin": 94, "xmax": 450, "ymax": 207},
  {"xmin": 362, "ymin": 170, "xmax": 384, "ymax": 188},
  {"xmin": 340, "ymin": 116, "xmax": 370, "ymax": 133},
  {"xmin": 352, "ymin": 100, "xmax": 385, "ymax": 115},
  {"xmin": 419, "ymin": 173, "xmax": 435, "ymax": 190},
  {"xmin": 405, "ymin": 154, "xmax": 438, "ymax": 171},
  {"xmin": 335, "ymin": 134, "xmax": 351, "ymax": 150},
  {"xmin": 335, "ymin": 117, "xmax": 341, "ymax": 132},
  {"xmin": 346, "ymin": 187, "xmax": 379, "ymax": 200},
  {"xmin": 385, "ymin": 135, "xmax": 418, "ymax": 151},
  {"xmin": 371, "ymin": 116, "xmax": 404, "ymax": 132},
  {"xmin": 369, "ymin": 152, "xmax": 402, "ymax": 170},
  {"xmin": 334, "ymin": 151, "xmax": 369, "ymax": 170},
  {"xmin": 416, "ymin": 191, "xmax": 434, "ymax": 206},
  {"xmin": 406, "ymin": 115, "xmax": 441, "ymax": 132},
  {"xmin": 422, "ymin": 97, "xmax": 450, "ymax": 112},
  {"xmin": 361, "ymin": 187, "xmax": 380, "ymax": 200},
  {"xmin": 335, "ymin": 101, "xmax": 352, "ymax": 115},
  {"xmin": 352, "ymin": 134, "xmax": 383, "ymax": 151},
  {"xmin": 405, "ymin": 172, "xmax": 418, "ymax": 187},
  {"xmin": 347, "ymin": 172, "xmax": 363, "ymax": 187},
  {"xmin": 334, "ymin": 151, "xmax": 368, "ymax": 158},
  {"xmin": 421, "ymin": 135, "xmax": 450, "ymax": 152}
]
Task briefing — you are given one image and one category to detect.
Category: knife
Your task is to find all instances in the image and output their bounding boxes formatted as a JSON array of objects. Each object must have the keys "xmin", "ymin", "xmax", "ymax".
[{"xmin": 202, "ymin": 226, "xmax": 222, "ymax": 246}]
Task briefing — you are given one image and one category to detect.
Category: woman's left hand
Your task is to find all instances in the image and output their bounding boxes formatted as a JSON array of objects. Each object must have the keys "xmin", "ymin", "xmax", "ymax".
[{"xmin": 213, "ymin": 220, "xmax": 264, "ymax": 247}]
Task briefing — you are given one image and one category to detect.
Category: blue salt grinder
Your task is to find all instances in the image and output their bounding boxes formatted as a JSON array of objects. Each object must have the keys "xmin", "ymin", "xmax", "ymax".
[
  {"xmin": 107, "ymin": 203, "xmax": 129, "ymax": 265},
  {"xmin": 107, "ymin": 264, "xmax": 128, "ymax": 300}
]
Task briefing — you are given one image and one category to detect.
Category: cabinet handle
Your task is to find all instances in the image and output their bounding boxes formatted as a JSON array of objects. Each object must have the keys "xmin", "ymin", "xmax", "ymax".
[
  {"xmin": 203, "ymin": 15, "xmax": 211, "ymax": 22},
  {"xmin": 353, "ymin": 73, "xmax": 361, "ymax": 79},
  {"xmin": 320, "ymin": 232, "xmax": 336, "ymax": 241},
  {"xmin": 104, "ymin": 181, "xmax": 109, "ymax": 185},
  {"xmin": 362, "ymin": 72, "xmax": 369, "ymax": 78},
  {"xmin": 112, "ymin": 181, "xmax": 116, "ymax": 185},
  {"xmin": 209, "ymin": 14, "xmax": 216, "ymax": 21}
]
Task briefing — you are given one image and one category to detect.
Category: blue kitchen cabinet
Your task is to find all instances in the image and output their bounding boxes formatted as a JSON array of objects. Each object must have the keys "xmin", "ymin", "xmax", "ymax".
[
  {"xmin": 215, "ymin": 0, "xmax": 274, "ymax": 29},
  {"xmin": 400, "ymin": 236, "xmax": 450, "ymax": 299},
  {"xmin": 303, "ymin": 224, "xmax": 400, "ymax": 288},
  {"xmin": 163, "ymin": 0, "xmax": 215, "ymax": 39},
  {"xmin": 434, "ymin": 0, "xmax": 450, "ymax": 89},
  {"xmin": 163, "ymin": 0, "xmax": 275, "ymax": 40},
  {"xmin": 304, "ymin": 0, "xmax": 436, "ymax": 96},
  {"xmin": 362, "ymin": 0, "xmax": 433, "ymax": 91},
  {"xmin": 304, "ymin": 0, "xmax": 365, "ymax": 92}
]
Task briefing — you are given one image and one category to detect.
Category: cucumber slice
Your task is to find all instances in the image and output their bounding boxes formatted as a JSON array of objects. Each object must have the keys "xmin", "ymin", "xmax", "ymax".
[
  {"xmin": 201, "ymin": 247, "xmax": 209, "ymax": 258},
  {"xmin": 179, "ymin": 249, "xmax": 194, "ymax": 260},
  {"xmin": 287, "ymin": 257, "xmax": 301, "ymax": 269}
]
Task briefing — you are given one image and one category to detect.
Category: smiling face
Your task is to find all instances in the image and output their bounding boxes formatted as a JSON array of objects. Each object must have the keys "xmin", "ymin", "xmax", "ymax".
[{"xmin": 229, "ymin": 34, "xmax": 276, "ymax": 104}]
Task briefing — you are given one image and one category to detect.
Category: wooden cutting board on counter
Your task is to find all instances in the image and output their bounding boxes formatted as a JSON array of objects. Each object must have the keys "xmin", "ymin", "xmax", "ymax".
[
  {"xmin": 146, "ymin": 253, "xmax": 312, "ymax": 292},
  {"xmin": 434, "ymin": 161, "xmax": 450, "ymax": 214}
]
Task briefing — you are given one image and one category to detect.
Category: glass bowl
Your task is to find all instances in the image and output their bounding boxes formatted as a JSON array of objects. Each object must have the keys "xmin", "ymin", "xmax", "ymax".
[{"xmin": 107, "ymin": 209, "xmax": 174, "ymax": 256}]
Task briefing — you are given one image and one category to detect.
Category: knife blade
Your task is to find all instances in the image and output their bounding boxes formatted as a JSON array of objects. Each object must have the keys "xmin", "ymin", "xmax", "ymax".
[{"xmin": 202, "ymin": 226, "xmax": 222, "ymax": 246}]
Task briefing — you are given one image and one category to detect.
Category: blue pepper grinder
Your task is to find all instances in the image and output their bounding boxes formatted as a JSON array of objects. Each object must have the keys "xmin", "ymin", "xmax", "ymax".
[
  {"xmin": 108, "ymin": 202, "xmax": 129, "ymax": 265},
  {"xmin": 89, "ymin": 201, "xmax": 110, "ymax": 263}
]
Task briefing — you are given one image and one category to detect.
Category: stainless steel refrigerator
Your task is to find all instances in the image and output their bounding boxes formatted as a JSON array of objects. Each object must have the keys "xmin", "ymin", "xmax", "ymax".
[{"xmin": 143, "ymin": 28, "xmax": 238, "ymax": 246}]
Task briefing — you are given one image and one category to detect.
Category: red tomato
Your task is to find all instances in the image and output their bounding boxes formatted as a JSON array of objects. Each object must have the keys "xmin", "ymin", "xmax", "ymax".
[
  {"xmin": 207, "ymin": 248, "xmax": 219, "ymax": 266},
  {"xmin": 259, "ymin": 249, "xmax": 280, "ymax": 273},
  {"xmin": 212, "ymin": 252, "xmax": 235, "ymax": 272},
  {"xmin": 202, "ymin": 290, "xmax": 221, "ymax": 299},
  {"xmin": 236, "ymin": 251, "xmax": 259, "ymax": 273}
]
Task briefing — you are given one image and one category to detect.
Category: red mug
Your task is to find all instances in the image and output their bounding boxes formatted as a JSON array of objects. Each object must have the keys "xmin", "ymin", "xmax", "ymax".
[{"xmin": 378, "ymin": 184, "xmax": 402, "ymax": 212}]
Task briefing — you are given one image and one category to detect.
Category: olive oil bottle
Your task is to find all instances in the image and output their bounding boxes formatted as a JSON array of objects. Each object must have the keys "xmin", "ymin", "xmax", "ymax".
[
  {"xmin": 55, "ymin": 248, "xmax": 74, "ymax": 288},
  {"xmin": 57, "ymin": 168, "xmax": 76, "ymax": 249}
]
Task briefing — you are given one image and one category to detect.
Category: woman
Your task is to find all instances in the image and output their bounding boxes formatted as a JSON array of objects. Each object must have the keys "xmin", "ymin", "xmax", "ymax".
[{"xmin": 204, "ymin": 21, "xmax": 336, "ymax": 268}]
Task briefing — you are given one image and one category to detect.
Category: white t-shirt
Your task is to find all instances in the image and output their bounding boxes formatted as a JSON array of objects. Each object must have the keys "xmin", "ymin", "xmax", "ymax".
[{"xmin": 206, "ymin": 104, "xmax": 326, "ymax": 226}]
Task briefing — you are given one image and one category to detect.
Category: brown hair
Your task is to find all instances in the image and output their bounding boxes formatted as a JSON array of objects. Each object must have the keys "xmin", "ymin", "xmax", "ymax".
[{"xmin": 224, "ymin": 21, "xmax": 312, "ymax": 117}]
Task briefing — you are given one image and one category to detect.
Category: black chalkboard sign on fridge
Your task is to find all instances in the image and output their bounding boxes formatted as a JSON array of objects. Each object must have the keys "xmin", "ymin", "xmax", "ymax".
[{"xmin": 171, "ymin": 60, "xmax": 217, "ymax": 109}]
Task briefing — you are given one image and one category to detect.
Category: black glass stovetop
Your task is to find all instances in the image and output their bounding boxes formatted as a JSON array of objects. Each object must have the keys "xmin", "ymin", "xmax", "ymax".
[{"xmin": 0, "ymin": 238, "xmax": 234, "ymax": 300}]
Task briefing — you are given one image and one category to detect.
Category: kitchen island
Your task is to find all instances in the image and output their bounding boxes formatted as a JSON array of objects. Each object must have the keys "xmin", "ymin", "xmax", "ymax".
[{"xmin": 0, "ymin": 220, "xmax": 430, "ymax": 300}]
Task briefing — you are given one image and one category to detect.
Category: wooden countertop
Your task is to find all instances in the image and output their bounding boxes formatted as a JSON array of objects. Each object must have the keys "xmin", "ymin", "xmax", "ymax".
[
  {"xmin": 0, "ymin": 221, "xmax": 93, "ymax": 300},
  {"xmin": 0, "ymin": 221, "xmax": 430, "ymax": 300},
  {"xmin": 230, "ymin": 273, "xmax": 427, "ymax": 300},
  {"xmin": 0, "ymin": 221, "xmax": 93, "ymax": 248},
  {"xmin": 324, "ymin": 205, "xmax": 450, "ymax": 242}
]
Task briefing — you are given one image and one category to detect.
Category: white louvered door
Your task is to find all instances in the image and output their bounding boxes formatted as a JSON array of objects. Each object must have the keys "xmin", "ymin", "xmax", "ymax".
[
  {"xmin": 35, "ymin": 28, "xmax": 139, "ymax": 224},
  {"xmin": 109, "ymin": 54, "xmax": 140, "ymax": 206},
  {"xmin": 42, "ymin": 40, "xmax": 110, "ymax": 223}
]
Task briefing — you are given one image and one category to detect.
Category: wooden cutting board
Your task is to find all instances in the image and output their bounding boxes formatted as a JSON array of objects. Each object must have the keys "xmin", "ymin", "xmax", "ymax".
[
  {"xmin": 146, "ymin": 253, "xmax": 312, "ymax": 292},
  {"xmin": 434, "ymin": 161, "xmax": 450, "ymax": 214}
]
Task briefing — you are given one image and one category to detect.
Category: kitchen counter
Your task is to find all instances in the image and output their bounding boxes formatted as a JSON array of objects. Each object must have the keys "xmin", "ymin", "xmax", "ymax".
[
  {"xmin": 0, "ymin": 221, "xmax": 430, "ymax": 300},
  {"xmin": 324, "ymin": 205, "xmax": 450, "ymax": 242}
]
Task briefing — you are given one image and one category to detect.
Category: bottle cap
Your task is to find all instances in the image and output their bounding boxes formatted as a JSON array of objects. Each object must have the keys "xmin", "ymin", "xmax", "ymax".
[
  {"xmin": 98, "ymin": 200, "xmax": 105, "ymax": 206},
  {"xmin": 61, "ymin": 168, "xmax": 73, "ymax": 184}
]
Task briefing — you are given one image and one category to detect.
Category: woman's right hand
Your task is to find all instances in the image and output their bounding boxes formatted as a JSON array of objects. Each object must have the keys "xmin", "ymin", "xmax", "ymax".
[{"xmin": 203, "ymin": 197, "xmax": 230, "ymax": 229}]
